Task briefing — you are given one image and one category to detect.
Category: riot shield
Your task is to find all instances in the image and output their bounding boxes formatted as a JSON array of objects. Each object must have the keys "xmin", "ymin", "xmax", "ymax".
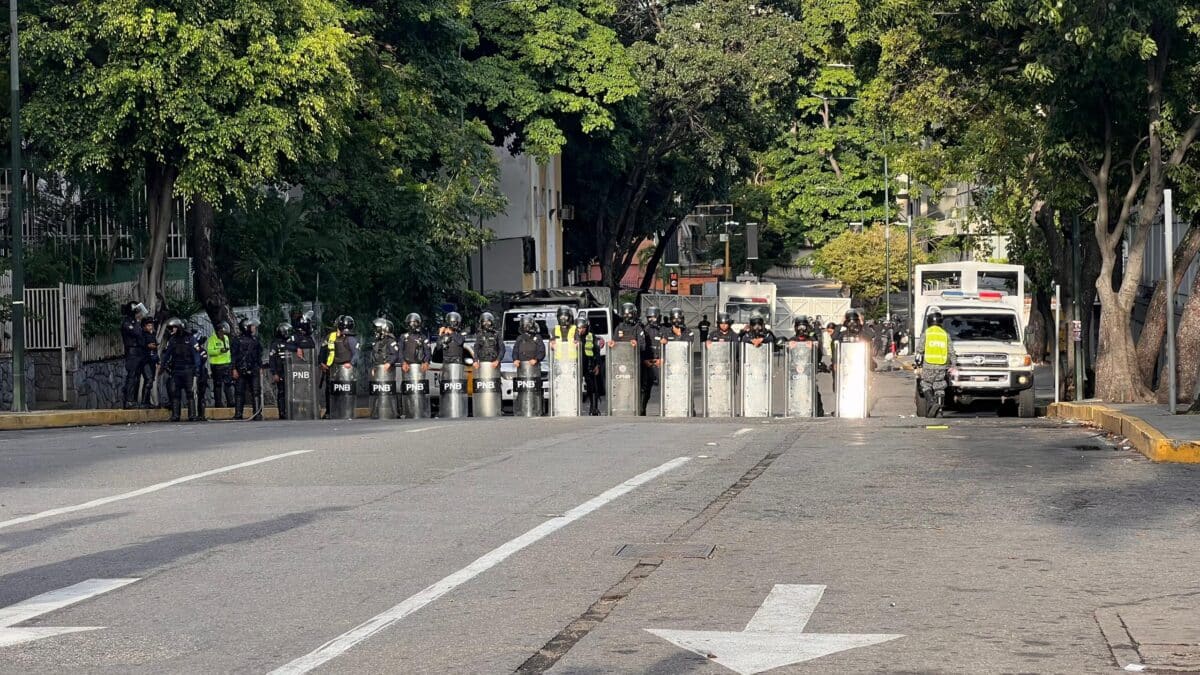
[
  {"xmin": 606, "ymin": 340, "xmax": 641, "ymax": 417},
  {"xmin": 739, "ymin": 342, "xmax": 773, "ymax": 418},
  {"xmin": 835, "ymin": 340, "xmax": 872, "ymax": 418},
  {"xmin": 440, "ymin": 362, "xmax": 468, "ymax": 419},
  {"xmin": 659, "ymin": 340, "xmax": 693, "ymax": 418},
  {"xmin": 549, "ymin": 343, "xmax": 582, "ymax": 417},
  {"xmin": 401, "ymin": 366, "xmax": 431, "ymax": 419},
  {"xmin": 369, "ymin": 365, "xmax": 399, "ymax": 420},
  {"xmin": 285, "ymin": 351, "xmax": 319, "ymax": 420},
  {"xmin": 473, "ymin": 361, "xmax": 501, "ymax": 418},
  {"xmin": 514, "ymin": 361, "xmax": 543, "ymax": 417},
  {"xmin": 329, "ymin": 364, "xmax": 357, "ymax": 420},
  {"xmin": 785, "ymin": 341, "xmax": 819, "ymax": 418},
  {"xmin": 702, "ymin": 341, "xmax": 736, "ymax": 418}
]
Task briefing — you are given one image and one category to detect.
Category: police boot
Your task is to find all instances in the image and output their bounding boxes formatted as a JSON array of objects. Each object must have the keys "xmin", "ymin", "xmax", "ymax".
[
  {"xmin": 233, "ymin": 390, "xmax": 245, "ymax": 420},
  {"xmin": 187, "ymin": 398, "xmax": 198, "ymax": 422},
  {"xmin": 169, "ymin": 397, "xmax": 181, "ymax": 422},
  {"xmin": 196, "ymin": 397, "xmax": 208, "ymax": 422}
]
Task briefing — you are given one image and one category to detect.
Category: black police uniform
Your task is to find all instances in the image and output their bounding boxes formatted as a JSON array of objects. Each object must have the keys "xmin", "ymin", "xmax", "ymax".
[
  {"xmin": 192, "ymin": 333, "xmax": 209, "ymax": 421},
  {"xmin": 161, "ymin": 330, "xmax": 196, "ymax": 422},
  {"xmin": 399, "ymin": 330, "xmax": 429, "ymax": 366},
  {"xmin": 512, "ymin": 332, "xmax": 546, "ymax": 362},
  {"xmin": 121, "ymin": 315, "xmax": 146, "ymax": 408},
  {"xmin": 709, "ymin": 327, "xmax": 738, "ymax": 342},
  {"xmin": 578, "ymin": 330, "xmax": 603, "ymax": 415},
  {"xmin": 473, "ymin": 328, "xmax": 501, "ymax": 363},
  {"xmin": 640, "ymin": 322, "xmax": 667, "ymax": 415},
  {"xmin": 232, "ymin": 333, "xmax": 264, "ymax": 420},
  {"xmin": 140, "ymin": 322, "xmax": 160, "ymax": 407},
  {"xmin": 268, "ymin": 336, "xmax": 293, "ymax": 419},
  {"xmin": 698, "ymin": 317, "xmax": 711, "ymax": 343},
  {"xmin": 435, "ymin": 330, "xmax": 469, "ymax": 364},
  {"xmin": 787, "ymin": 330, "xmax": 824, "ymax": 416}
]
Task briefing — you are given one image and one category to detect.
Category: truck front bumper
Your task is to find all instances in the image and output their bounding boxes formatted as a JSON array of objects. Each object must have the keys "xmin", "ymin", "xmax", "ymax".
[{"xmin": 950, "ymin": 369, "xmax": 1034, "ymax": 394}]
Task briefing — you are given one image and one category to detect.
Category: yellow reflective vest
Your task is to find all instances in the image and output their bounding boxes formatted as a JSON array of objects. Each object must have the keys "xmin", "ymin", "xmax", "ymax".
[
  {"xmin": 553, "ymin": 325, "xmax": 578, "ymax": 358},
  {"xmin": 207, "ymin": 334, "xmax": 232, "ymax": 365},
  {"xmin": 923, "ymin": 325, "xmax": 950, "ymax": 366}
]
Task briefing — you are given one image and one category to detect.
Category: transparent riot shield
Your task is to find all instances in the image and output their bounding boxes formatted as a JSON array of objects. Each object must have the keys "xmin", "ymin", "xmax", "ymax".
[
  {"xmin": 549, "ymin": 343, "xmax": 582, "ymax": 417},
  {"xmin": 739, "ymin": 342, "xmax": 773, "ymax": 418},
  {"xmin": 329, "ymin": 364, "xmax": 357, "ymax": 420},
  {"xmin": 285, "ymin": 351, "xmax": 319, "ymax": 420},
  {"xmin": 835, "ymin": 340, "xmax": 872, "ymax": 419},
  {"xmin": 703, "ymin": 341, "xmax": 736, "ymax": 417},
  {"xmin": 473, "ymin": 362, "xmax": 501, "ymax": 418},
  {"xmin": 440, "ymin": 362, "xmax": 468, "ymax": 419},
  {"xmin": 606, "ymin": 340, "xmax": 641, "ymax": 417},
  {"xmin": 515, "ymin": 361, "xmax": 543, "ymax": 417},
  {"xmin": 401, "ymin": 366, "xmax": 431, "ymax": 419},
  {"xmin": 785, "ymin": 341, "xmax": 819, "ymax": 418},
  {"xmin": 659, "ymin": 339, "xmax": 693, "ymax": 418},
  {"xmin": 369, "ymin": 365, "xmax": 398, "ymax": 420}
]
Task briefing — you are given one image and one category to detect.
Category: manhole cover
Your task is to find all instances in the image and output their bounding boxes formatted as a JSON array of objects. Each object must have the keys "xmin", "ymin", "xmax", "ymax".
[
  {"xmin": 613, "ymin": 543, "xmax": 715, "ymax": 559},
  {"xmin": 1098, "ymin": 600, "xmax": 1200, "ymax": 671}
]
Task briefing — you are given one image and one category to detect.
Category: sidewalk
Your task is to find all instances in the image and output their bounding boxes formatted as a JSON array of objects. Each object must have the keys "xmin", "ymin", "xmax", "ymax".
[
  {"xmin": 0, "ymin": 407, "xmax": 291, "ymax": 431},
  {"xmin": 1047, "ymin": 400, "xmax": 1200, "ymax": 463}
]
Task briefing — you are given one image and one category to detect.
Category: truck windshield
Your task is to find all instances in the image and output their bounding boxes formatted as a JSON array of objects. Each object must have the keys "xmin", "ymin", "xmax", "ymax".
[
  {"xmin": 944, "ymin": 314, "xmax": 1020, "ymax": 342},
  {"xmin": 724, "ymin": 303, "xmax": 770, "ymax": 325},
  {"xmin": 503, "ymin": 311, "xmax": 554, "ymax": 341}
]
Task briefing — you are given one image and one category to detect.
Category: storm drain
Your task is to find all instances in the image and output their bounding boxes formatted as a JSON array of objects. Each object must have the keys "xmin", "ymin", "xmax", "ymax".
[{"xmin": 613, "ymin": 543, "xmax": 715, "ymax": 560}]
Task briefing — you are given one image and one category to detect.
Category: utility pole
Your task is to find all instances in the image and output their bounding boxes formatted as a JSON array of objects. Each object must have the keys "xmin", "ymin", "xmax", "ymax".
[
  {"xmin": 9, "ymin": 0, "xmax": 27, "ymax": 412},
  {"xmin": 1165, "ymin": 190, "xmax": 1177, "ymax": 414},
  {"xmin": 883, "ymin": 144, "xmax": 891, "ymax": 321},
  {"xmin": 1072, "ymin": 213, "xmax": 1083, "ymax": 401}
]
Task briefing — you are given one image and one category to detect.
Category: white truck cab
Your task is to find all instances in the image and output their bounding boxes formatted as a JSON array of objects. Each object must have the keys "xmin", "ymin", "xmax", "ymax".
[{"xmin": 914, "ymin": 263, "xmax": 1036, "ymax": 417}]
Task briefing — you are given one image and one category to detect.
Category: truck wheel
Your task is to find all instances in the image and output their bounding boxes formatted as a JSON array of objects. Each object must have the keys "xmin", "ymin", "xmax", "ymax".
[
  {"xmin": 1018, "ymin": 387, "xmax": 1036, "ymax": 418},
  {"xmin": 915, "ymin": 386, "xmax": 931, "ymax": 418}
]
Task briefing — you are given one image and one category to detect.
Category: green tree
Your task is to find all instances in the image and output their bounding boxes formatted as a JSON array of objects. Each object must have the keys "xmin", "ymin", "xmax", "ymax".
[
  {"xmin": 812, "ymin": 225, "xmax": 928, "ymax": 316},
  {"xmin": 22, "ymin": 0, "xmax": 361, "ymax": 313}
]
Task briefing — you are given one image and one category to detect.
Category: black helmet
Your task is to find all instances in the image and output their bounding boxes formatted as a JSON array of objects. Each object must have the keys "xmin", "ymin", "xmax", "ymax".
[
  {"xmin": 372, "ymin": 317, "xmax": 392, "ymax": 338},
  {"xmin": 238, "ymin": 317, "xmax": 260, "ymax": 336},
  {"xmin": 337, "ymin": 315, "xmax": 355, "ymax": 332},
  {"xmin": 717, "ymin": 312, "xmax": 732, "ymax": 326},
  {"xmin": 645, "ymin": 306, "xmax": 661, "ymax": 325},
  {"xmin": 556, "ymin": 306, "xmax": 573, "ymax": 326},
  {"xmin": 669, "ymin": 307, "xmax": 685, "ymax": 326},
  {"xmin": 297, "ymin": 312, "xmax": 314, "ymax": 335},
  {"xmin": 575, "ymin": 315, "xmax": 589, "ymax": 331},
  {"xmin": 480, "ymin": 312, "xmax": 495, "ymax": 330},
  {"xmin": 845, "ymin": 309, "xmax": 864, "ymax": 325},
  {"xmin": 749, "ymin": 308, "xmax": 767, "ymax": 327},
  {"xmin": 620, "ymin": 302, "xmax": 639, "ymax": 323},
  {"xmin": 276, "ymin": 322, "xmax": 294, "ymax": 340},
  {"xmin": 165, "ymin": 317, "xmax": 184, "ymax": 332},
  {"xmin": 446, "ymin": 312, "xmax": 462, "ymax": 329},
  {"xmin": 794, "ymin": 315, "xmax": 811, "ymax": 331},
  {"xmin": 406, "ymin": 312, "xmax": 422, "ymax": 332},
  {"xmin": 520, "ymin": 316, "xmax": 537, "ymax": 335},
  {"xmin": 926, "ymin": 307, "xmax": 944, "ymax": 328}
]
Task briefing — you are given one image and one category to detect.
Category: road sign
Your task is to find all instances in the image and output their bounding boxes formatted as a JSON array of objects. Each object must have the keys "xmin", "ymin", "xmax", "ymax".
[
  {"xmin": 0, "ymin": 578, "xmax": 139, "ymax": 648},
  {"xmin": 646, "ymin": 584, "xmax": 902, "ymax": 674},
  {"xmin": 1072, "ymin": 320, "xmax": 1082, "ymax": 342}
]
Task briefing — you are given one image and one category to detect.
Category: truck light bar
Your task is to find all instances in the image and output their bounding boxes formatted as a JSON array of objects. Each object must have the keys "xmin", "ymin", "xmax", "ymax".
[{"xmin": 939, "ymin": 290, "xmax": 1008, "ymax": 301}]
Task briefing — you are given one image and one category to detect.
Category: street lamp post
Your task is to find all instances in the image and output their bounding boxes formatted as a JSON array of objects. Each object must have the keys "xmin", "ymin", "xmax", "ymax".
[
  {"xmin": 883, "ymin": 151, "xmax": 890, "ymax": 322},
  {"xmin": 9, "ymin": 0, "xmax": 27, "ymax": 412}
]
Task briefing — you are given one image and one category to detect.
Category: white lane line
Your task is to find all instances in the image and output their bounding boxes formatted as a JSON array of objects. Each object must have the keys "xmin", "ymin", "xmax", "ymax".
[
  {"xmin": 0, "ymin": 578, "xmax": 140, "ymax": 627},
  {"xmin": 0, "ymin": 450, "xmax": 313, "ymax": 531},
  {"xmin": 269, "ymin": 455, "xmax": 693, "ymax": 675},
  {"xmin": 404, "ymin": 426, "xmax": 441, "ymax": 434},
  {"xmin": 734, "ymin": 428, "xmax": 754, "ymax": 436}
]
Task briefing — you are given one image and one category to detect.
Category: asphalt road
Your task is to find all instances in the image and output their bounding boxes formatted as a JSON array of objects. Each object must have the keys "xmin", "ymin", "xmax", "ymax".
[{"xmin": 1, "ymin": 371, "xmax": 1197, "ymax": 674}]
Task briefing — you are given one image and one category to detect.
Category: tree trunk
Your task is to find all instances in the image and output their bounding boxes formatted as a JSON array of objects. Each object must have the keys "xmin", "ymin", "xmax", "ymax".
[
  {"xmin": 1164, "ymin": 267, "xmax": 1200, "ymax": 405},
  {"xmin": 639, "ymin": 221, "xmax": 682, "ymax": 292},
  {"xmin": 138, "ymin": 157, "xmax": 178, "ymax": 315},
  {"xmin": 1025, "ymin": 288, "xmax": 1050, "ymax": 363},
  {"xmin": 190, "ymin": 198, "xmax": 237, "ymax": 330},
  {"xmin": 1135, "ymin": 217, "xmax": 1200, "ymax": 386}
]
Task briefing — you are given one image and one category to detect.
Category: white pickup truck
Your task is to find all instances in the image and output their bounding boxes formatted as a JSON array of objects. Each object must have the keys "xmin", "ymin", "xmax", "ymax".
[{"xmin": 914, "ymin": 263, "xmax": 1036, "ymax": 417}]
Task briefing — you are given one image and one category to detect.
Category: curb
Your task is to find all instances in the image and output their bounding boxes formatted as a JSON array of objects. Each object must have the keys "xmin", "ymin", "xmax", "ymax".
[
  {"xmin": 0, "ymin": 407, "xmax": 374, "ymax": 431},
  {"xmin": 1047, "ymin": 402, "xmax": 1200, "ymax": 464}
]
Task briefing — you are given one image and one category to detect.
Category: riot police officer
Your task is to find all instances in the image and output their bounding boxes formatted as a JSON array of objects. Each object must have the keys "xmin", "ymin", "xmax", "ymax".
[
  {"xmin": 831, "ymin": 309, "xmax": 873, "ymax": 386},
  {"xmin": 191, "ymin": 329, "xmax": 209, "ymax": 422},
  {"xmin": 207, "ymin": 322, "xmax": 235, "ymax": 408},
  {"xmin": 707, "ymin": 312, "xmax": 737, "ymax": 344},
  {"xmin": 232, "ymin": 318, "xmax": 264, "ymax": 420},
  {"xmin": 436, "ymin": 312, "xmax": 470, "ymax": 365},
  {"xmin": 787, "ymin": 316, "xmax": 824, "ymax": 416},
  {"xmin": 399, "ymin": 313, "xmax": 430, "ymax": 372},
  {"xmin": 576, "ymin": 315, "xmax": 603, "ymax": 416},
  {"xmin": 664, "ymin": 307, "xmax": 693, "ymax": 343},
  {"xmin": 369, "ymin": 317, "xmax": 401, "ymax": 418},
  {"xmin": 323, "ymin": 315, "xmax": 360, "ymax": 418},
  {"xmin": 120, "ymin": 301, "xmax": 149, "ymax": 408},
  {"xmin": 291, "ymin": 312, "xmax": 317, "ymax": 351},
  {"xmin": 141, "ymin": 317, "xmax": 161, "ymax": 407},
  {"xmin": 160, "ymin": 318, "xmax": 197, "ymax": 422},
  {"xmin": 698, "ymin": 314, "xmax": 711, "ymax": 343},
  {"xmin": 269, "ymin": 322, "xmax": 294, "ymax": 419},
  {"xmin": 740, "ymin": 310, "xmax": 776, "ymax": 346},
  {"xmin": 915, "ymin": 308, "xmax": 956, "ymax": 417},
  {"xmin": 641, "ymin": 306, "xmax": 666, "ymax": 415},
  {"xmin": 610, "ymin": 303, "xmax": 645, "ymax": 349},
  {"xmin": 512, "ymin": 316, "xmax": 546, "ymax": 366},
  {"xmin": 551, "ymin": 306, "xmax": 576, "ymax": 346},
  {"xmin": 474, "ymin": 312, "xmax": 502, "ymax": 368},
  {"xmin": 371, "ymin": 318, "xmax": 400, "ymax": 369}
]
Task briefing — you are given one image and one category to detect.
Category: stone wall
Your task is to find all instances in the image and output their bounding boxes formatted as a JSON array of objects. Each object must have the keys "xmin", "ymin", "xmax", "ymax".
[
  {"xmin": 74, "ymin": 358, "xmax": 127, "ymax": 410},
  {"xmin": 0, "ymin": 356, "xmax": 37, "ymax": 410},
  {"xmin": 30, "ymin": 350, "xmax": 77, "ymax": 404}
]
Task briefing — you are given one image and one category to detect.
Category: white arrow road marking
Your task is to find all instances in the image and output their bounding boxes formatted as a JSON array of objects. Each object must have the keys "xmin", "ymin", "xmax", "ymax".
[
  {"xmin": 0, "ymin": 450, "xmax": 312, "ymax": 531},
  {"xmin": 270, "ymin": 456, "xmax": 692, "ymax": 675},
  {"xmin": 0, "ymin": 578, "xmax": 139, "ymax": 648},
  {"xmin": 647, "ymin": 584, "xmax": 902, "ymax": 675}
]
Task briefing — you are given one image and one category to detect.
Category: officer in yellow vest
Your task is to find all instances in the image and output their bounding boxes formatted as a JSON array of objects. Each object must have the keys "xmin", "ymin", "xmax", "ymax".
[
  {"xmin": 915, "ymin": 307, "xmax": 957, "ymax": 417},
  {"xmin": 206, "ymin": 322, "xmax": 234, "ymax": 408},
  {"xmin": 550, "ymin": 306, "xmax": 578, "ymax": 358},
  {"xmin": 575, "ymin": 315, "xmax": 603, "ymax": 415}
]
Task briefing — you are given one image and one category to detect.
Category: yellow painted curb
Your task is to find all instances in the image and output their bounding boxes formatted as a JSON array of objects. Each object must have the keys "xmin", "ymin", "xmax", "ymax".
[
  {"xmin": 0, "ymin": 405, "xmax": 381, "ymax": 431},
  {"xmin": 1047, "ymin": 402, "xmax": 1200, "ymax": 463}
]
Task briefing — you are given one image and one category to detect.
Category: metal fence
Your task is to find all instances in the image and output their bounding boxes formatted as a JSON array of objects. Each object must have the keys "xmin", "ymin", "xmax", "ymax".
[
  {"xmin": 774, "ymin": 297, "xmax": 852, "ymax": 333},
  {"xmin": 639, "ymin": 294, "xmax": 719, "ymax": 330}
]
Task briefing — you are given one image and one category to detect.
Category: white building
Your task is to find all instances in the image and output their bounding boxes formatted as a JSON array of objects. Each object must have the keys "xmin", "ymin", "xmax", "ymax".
[{"xmin": 468, "ymin": 147, "xmax": 565, "ymax": 293}]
